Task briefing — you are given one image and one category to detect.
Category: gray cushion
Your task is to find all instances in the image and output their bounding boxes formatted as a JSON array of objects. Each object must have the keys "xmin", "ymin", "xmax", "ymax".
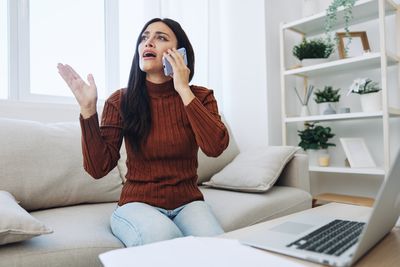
[
  {"xmin": 203, "ymin": 146, "xmax": 299, "ymax": 192},
  {"xmin": 200, "ymin": 186, "xmax": 312, "ymax": 232},
  {"xmin": 0, "ymin": 118, "xmax": 123, "ymax": 211},
  {"xmin": 0, "ymin": 203, "xmax": 123, "ymax": 267}
]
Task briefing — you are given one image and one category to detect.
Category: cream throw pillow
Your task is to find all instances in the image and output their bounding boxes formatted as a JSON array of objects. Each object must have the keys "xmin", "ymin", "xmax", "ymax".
[
  {"xmin": 0, "ymin": 118, "xmax": 123, "ymax": 211},
  {"xmin": 203, "ymin": 146, "xmax": 299, "ymax": 192},
  {"xmin": 0, "ymin": 191, "xmax": 52, "ymax": 245}
]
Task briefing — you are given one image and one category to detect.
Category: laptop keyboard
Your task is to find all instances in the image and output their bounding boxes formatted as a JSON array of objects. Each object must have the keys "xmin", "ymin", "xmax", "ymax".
[{"xmin": 286, "ymin": 219, "xmax": 365, "ymax": 256}]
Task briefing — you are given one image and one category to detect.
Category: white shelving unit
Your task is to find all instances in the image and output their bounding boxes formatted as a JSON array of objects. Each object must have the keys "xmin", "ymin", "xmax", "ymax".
[
  {"xmin": 280, "ymin": 0, "xmax": 400, "ymax": 176},
  {"xmin": 309, "ymin": 166, "xmax": 386, "ymax": 175},
  {"xmin": 282, "ymin": 0, "xmax": 397, "ymax": 35},
  {"xmin": 284, "ymin": 52, "xmax": 399, "ymax": 77}
]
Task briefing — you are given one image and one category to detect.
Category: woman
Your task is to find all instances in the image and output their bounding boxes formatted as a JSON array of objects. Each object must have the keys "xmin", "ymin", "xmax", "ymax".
[{"xmin": 57, "ymin": 18, "xmax": 229, "ymax": 247}]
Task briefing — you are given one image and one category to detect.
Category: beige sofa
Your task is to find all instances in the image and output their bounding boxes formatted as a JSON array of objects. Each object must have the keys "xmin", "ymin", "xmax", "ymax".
[{"xmin": 0, "ymin": 102, "xmax": 311, "ymax": 267}]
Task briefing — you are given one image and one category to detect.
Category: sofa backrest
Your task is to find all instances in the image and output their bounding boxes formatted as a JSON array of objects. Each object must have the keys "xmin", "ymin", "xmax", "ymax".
[
  {"xmin": 0, "ymin": 100, "xmax": 83, "ymax": 123},
  {"xmin": 0, "ymin": 118, "xmax": 123, "ymax": 211},
  {"xmin": 0, "ymin": 101, "xmax": 239, "ymax": 200}
]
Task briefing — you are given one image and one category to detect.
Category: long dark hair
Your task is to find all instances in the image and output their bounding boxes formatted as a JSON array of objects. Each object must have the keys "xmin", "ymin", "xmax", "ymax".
[{"xmin": 121, "ymin": 18, "xmax": 195, "ymax": 152}]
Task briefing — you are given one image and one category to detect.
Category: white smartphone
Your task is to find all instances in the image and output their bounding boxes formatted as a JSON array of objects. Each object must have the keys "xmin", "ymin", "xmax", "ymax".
[{"xmin": 162, "ymin": 47, "xmax": 188, "ymax": 76}]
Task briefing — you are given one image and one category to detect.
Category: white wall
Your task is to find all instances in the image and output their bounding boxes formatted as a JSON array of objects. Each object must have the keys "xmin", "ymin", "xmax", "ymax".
[
  {"xmin": 214, "ymin": 0, "xmax": 269, "ymax": 151},
  {"xmin": 265, "ymin": 0, "xmax": 303, "ymax": 145}
]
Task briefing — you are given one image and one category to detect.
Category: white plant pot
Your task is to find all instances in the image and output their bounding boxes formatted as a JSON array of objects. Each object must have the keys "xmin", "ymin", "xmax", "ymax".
[
  {"xmin": 318, "ymin": 102, "xmax": 337, "ymax": 115},
  {"xmin": 307, "ymin": 149, "xmax": 330, "ymax": 167},
  {"xmin": 360, "ymin": 91, "xmax": 382, "ymax": 112},
  {"xmin": 300, "ymin": 105, "xmax": 310, "ymax": 117},
  {"xmin": 307, "ymin": 149, "xmax": 319, "ymax": 166},
  {"xmin": 301, "ymin": 58, "xmax": 329, "ymax": 67},
  {"xmin": 318, "ymin": 149, "xmax": 330, "ymax": 167}
]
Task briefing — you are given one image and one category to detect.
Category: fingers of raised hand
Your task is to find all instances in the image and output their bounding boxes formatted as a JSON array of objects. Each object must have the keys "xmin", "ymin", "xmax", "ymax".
[
  {"xmin": 87, "ymin": 74, "xmax": 97, "ymax": 88},
  {"xmin": 65, "ymin": 64, "xmax": 83, "ymax": 81},
  {"xmin": 58, "ymin": 64, "xmax": 75, "ymax": 86},
  {"xmin": 57, "ymin": 63, "xmax": 87, "ymax": 91},
  {"xmin": 57, "ymin": 63, "xmax": 73, "ymax": 85},
  {"xmin": 57, "ymin": 64, "xmax": 82, "ymax": 81}
]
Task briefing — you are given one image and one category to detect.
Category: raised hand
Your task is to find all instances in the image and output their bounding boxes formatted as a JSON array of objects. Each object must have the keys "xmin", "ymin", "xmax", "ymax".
[{"xmin": 57, "ymin": 63, "xmax": 97, "ymax": 118}]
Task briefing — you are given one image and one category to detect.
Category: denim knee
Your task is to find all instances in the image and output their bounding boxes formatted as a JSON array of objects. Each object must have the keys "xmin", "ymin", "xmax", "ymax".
[
  {"xmin": 173, "ymin": 201, "xmax": 224, "ymax": 237},
  {"xmin": 110, "ymin": 203, "xmax": 184, "ymax": 247},
  {"xmin": 110, "ymin": 212, "xmax": 143, "ymax": 247}
]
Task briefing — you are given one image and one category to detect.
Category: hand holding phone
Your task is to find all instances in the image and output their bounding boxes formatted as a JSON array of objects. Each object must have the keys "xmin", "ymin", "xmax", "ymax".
[{"xmin": 162, "ymin": 47, "xmax": 188, "ymax": 76}]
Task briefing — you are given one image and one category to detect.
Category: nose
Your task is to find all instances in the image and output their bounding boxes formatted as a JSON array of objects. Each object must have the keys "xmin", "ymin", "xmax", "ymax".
[{"xmin": 144, "ymin": 36, "xmax": 155, "ymax": 48}]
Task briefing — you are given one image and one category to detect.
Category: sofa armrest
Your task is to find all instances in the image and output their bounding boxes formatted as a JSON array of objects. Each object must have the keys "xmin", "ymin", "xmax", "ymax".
[{"xmin": 276, "ymin": 153, "xmax": 310, "ymax": 193}]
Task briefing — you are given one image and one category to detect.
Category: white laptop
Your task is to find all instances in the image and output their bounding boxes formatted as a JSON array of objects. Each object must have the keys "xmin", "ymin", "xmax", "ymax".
[{"xmin": 240, "ymin": 151, "xmax": 400, "ymax": 267}]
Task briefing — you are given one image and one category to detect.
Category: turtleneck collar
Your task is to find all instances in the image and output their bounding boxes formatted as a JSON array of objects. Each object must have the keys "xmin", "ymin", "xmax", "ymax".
[{"xmin": 146, "ymin": 79, "xmax": 177, "ymax": 98}]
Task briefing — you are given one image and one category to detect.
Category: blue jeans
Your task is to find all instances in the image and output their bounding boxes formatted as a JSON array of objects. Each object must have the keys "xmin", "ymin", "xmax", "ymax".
[{"xmin": 110, "ymin": 201, "xmax": 224, "ymax": 247}]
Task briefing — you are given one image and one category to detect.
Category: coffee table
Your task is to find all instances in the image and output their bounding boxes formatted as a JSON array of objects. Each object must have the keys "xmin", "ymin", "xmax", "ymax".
[{"xmin": 221, "ymin": 203, "xmax": 400, "ymax": 267}]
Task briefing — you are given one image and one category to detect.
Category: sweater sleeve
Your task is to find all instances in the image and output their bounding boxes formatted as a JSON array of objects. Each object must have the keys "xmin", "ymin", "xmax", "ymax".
[
  {"xmin": 79, "ymin": 92, "xmax": 124, "ymax": 179},
  {"xmin": 184, "ymin": 89, "xmax": 229, "ymax": 157}
]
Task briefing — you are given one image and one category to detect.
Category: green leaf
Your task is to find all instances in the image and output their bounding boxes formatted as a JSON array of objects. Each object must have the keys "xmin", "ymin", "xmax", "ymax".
[
  {"xmin": 293, "ymin": 38, "xmax": 335, "ymax": 61},
  {"xmin": 314, "ymin": 86, "xmax": 341, "ymax": 103},
  {"xmin": 297, "ymin": 123, "xmax": 336, "ymax": 151}
]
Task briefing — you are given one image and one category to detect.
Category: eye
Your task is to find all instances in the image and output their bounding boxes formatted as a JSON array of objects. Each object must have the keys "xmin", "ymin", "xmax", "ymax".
[
  {"xmin": 140, "ymin": 35, "xmax": 148, "ymax": 41},
  {"xmin": 158, "ymin": 35, "xmax": 168, "ymax": 41}
]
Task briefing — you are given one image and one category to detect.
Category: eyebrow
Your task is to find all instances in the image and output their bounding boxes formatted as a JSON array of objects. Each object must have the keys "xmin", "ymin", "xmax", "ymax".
[{"xmin": 142, "ymin": 31, "xmax": 170, "ymax": 37}]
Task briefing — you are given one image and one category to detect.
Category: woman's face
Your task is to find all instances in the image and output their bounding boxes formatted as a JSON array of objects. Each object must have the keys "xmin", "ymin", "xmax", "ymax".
[{"xmin": 138, "ymin": 21, "xmax": 178, "ymax": 75}]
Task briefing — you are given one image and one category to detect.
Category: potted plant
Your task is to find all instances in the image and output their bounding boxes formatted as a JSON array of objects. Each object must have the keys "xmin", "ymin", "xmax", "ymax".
[
  {"xmin": 292, "ymin": 38, "xmax": 335, "ymax": 66},
  {"xmin": 314, "ymin": 85, "xmax": 341, "ymax": 115},
  {"xmin": 298, "ymin": 122, "xmax": 336, "ymax": 166},
  {"xmin": 347, "ymin": 78, "xmax": 382, "ymax": 112},
  {"xmin": 325, "ymin": 0, "xmax": 357, "ymax": 53}
]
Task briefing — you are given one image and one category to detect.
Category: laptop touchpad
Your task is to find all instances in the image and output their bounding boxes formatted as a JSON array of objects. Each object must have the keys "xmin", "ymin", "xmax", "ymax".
[{"xmin": 270, "ymin": 222, "xmax": 315, "ymax": 235}]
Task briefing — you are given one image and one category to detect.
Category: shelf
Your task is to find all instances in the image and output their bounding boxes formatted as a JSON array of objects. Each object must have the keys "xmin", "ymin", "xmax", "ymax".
[
  {"xmin": 285, "ymin": 111, "xmax": 383, "ymax": 123},
  {"xmin": 284, "ymin": 52, "xmax": 399, "ymax": 77},
  {"xmin": 286, "ymin": 109, "xmax": 400, "ymax": 123},
  {"xmin": 312, "ymin": 193, "xmax": 375, "ymax": 207},
  {"xmin": 282, "ymin": 0, "xmax": 397, "ymax": 36},
  {"xmin": 309, "ymin": 166, "xmax": 385, "ymax": 175}
]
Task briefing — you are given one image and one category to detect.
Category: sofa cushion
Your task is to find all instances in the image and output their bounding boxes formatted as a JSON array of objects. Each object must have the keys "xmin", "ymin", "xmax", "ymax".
[
  {"xmin": 200, "ymin": 186, "xmax": 312, "ymax": 232},
  {"xmin": 0, "ymin": 118, "xmax": 123, "ymax": 211},
  {"xmin": 203, "ymin": 146, "xmax": 299, "ymax": 192},
  {"xmin": 0, "ymin": 191, "xmax": 52, "ymax": 245},
  {"xmin": 0, "ymin": 203, "xmax": 123, "ymax": 267}
]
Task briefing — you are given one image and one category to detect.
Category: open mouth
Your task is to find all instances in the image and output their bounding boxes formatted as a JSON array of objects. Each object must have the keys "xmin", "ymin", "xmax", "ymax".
[{"xmin": 143, "ymin": 51, "xmax": 157, "ymax": 59}]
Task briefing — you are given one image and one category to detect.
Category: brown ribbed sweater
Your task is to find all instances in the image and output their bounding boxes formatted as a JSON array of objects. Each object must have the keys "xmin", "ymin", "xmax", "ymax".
[{"xmin": 79, "ymin": 79, "xmax": 229, "ymax": 209}]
